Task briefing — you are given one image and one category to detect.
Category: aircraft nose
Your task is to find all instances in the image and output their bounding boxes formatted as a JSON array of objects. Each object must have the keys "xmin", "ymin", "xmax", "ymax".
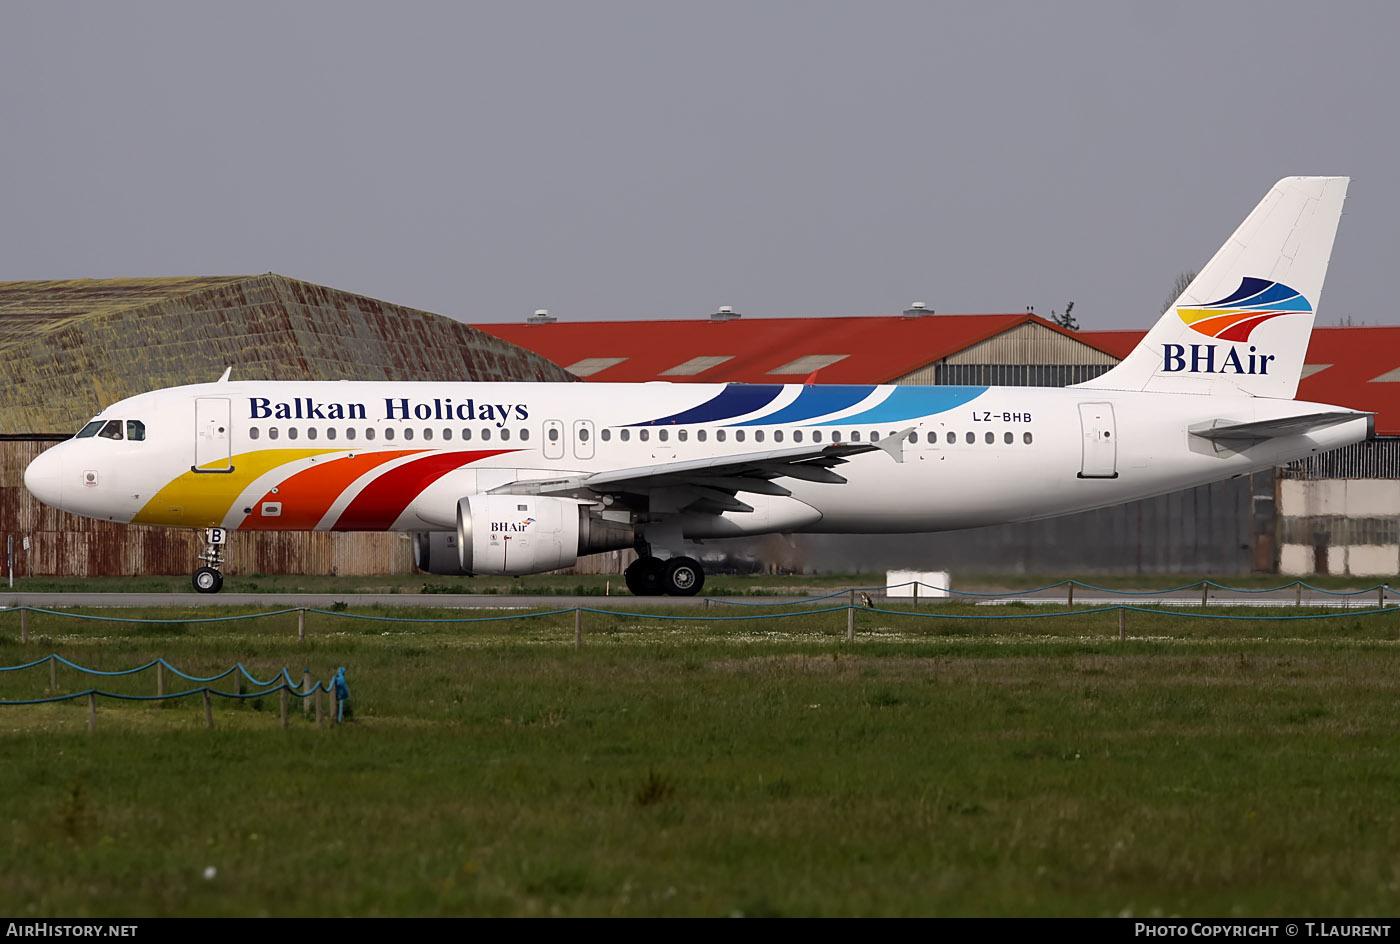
[{"xmin": 23, "ymin": 446, "xmax": 64, "ymax": 510}]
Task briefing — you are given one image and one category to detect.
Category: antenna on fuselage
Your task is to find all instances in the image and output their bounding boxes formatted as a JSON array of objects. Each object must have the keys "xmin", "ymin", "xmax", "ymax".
[{"xmin": 217, "ymin": 367, "xmax": 232, "ymax": 384}]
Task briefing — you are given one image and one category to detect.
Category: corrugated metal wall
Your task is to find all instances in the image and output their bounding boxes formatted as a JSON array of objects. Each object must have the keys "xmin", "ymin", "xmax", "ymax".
[{"xmin": 792, "ymin": 475, "xmax": 1263, "ymax": 575}]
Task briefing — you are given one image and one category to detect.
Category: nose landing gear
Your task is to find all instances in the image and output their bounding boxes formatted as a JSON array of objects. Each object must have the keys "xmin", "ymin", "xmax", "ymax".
[{"xmin": 193, "ymin": 527, "xmax": 226, "ymax": 594}]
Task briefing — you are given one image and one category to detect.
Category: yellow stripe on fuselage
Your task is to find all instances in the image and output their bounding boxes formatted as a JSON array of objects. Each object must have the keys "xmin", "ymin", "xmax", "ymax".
[{"xmin": 134, "ymin": 449, "xmax": 342, "ymax": 527}]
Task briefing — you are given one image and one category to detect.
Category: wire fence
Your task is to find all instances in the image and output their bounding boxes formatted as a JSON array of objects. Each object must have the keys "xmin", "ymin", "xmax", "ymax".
[{"xmin": 0, "ymin": 654, "xmax": 349, "ymax": 730}]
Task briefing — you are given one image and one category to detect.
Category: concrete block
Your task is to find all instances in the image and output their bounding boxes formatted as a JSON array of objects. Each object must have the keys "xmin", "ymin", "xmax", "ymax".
[
  {"xmin": 1343, "ymin": 545, "xmax": 1399, "ymax": 577},
  {"xmin": 1279, "ymin": 544, "xmax": 1313, "ymax": 575}
]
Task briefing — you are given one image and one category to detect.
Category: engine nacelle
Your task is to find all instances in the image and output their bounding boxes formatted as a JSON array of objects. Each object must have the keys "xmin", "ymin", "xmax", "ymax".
[
  {"xmin": 457, "ymin": 494, "xmax": 633, "ymax": 576},
  {"xmin": 411, "ymin": 531, "xmax": 468, "ymax": 575}
]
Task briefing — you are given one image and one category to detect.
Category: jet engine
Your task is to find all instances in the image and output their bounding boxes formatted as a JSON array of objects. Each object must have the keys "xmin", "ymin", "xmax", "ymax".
[{"xmin": 456, "ymin": 494, "xmax": 633, "ymax": 576}]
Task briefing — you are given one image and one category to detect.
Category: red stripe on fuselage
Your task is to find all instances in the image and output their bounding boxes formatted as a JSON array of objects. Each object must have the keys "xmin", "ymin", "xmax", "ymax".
[{"xmin": 331, "ymin": 450, "xmax": 518, "ymax": 531}]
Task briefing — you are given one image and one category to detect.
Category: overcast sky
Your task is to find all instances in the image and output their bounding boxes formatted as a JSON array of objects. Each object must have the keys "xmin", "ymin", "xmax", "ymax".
[{"xmin": 2, "ymin": 1, "xmax": 1395, "ymax": 330}]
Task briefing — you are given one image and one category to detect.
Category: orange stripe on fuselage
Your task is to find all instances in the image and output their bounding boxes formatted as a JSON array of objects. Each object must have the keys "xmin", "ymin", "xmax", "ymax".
[
  {"xmin": 238, "ymin": 450, "xmax": 428, "ymax": 530},
  {"xmin": 134, "ymin": 449, "xmax": 342, "ymax": 527}
]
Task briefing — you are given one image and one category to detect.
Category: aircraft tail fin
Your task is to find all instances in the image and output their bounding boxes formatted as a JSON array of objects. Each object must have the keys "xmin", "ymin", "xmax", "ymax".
[{"xmin": 1077, "ymin": 176, "xmax": 1349, "ymax": 399}]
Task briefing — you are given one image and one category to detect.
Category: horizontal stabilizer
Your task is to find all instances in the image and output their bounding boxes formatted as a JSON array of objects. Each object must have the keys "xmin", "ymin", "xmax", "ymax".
[{"xmin": 1190, "ymin": 411, "xmax": 1369, "ymax": 442}]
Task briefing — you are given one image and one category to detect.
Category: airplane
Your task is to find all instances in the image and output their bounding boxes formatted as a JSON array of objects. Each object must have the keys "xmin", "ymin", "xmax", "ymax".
[{"xmin": 23, "ymin": 177, "xmax": 1370, "ymax": 595}]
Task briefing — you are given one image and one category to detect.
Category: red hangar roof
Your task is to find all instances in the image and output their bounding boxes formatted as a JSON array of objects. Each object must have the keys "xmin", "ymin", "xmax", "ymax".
[
  {"xmin": 476, "ymin": 313, "xmax": 1088, "ymax": 384},
  {"xmin": 1079, "ymin": 326, "xmax": 1400, "ymax": 437}
]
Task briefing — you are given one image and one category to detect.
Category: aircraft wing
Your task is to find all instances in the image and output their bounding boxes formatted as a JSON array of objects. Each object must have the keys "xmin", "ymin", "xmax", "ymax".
[
  {"xmin": 487, "ymin": 428, "xmax": 914, "ymax": 514},
  {"xmin": 1189, "ymin": 411, "xmax": 1370, "ymax": 442}
]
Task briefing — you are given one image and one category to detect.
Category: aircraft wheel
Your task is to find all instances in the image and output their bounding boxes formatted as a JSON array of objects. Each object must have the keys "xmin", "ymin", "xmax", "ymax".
[
  {"xmin": 663, "ymin": 556, "xmax": 705, "ymax": 597},
  {"xmin": 193, "ymin": 566, "xmax": 224, "ymax": 594},
  {"xmin": 624, "ymin": 557, "xmax": 666, "ymax": 596}
]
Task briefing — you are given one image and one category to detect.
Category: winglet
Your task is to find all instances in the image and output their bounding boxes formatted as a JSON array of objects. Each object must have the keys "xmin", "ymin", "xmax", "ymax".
[{"xmin": 875, "ymin": 427, "xmax": 916, "ymax": 464}]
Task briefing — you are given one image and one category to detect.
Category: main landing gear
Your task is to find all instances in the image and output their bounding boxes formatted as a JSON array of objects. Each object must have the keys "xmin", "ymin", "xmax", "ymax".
[
  {"xmin": 193, "ymin": 527, "xmax": 226, "ymax": 594},
  {"xmin": 624, "ymin": 555, "xmax": 705, "ymax": 597}
]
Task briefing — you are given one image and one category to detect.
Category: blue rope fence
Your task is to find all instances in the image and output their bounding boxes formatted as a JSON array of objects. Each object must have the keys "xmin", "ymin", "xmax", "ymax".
[{"xmin": 0, "ymin": 654, "xmax": 349, "ymax": 730}]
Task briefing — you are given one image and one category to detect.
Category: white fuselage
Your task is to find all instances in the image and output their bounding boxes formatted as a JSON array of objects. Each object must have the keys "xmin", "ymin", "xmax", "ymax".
[{"xmin": 23, "ymin": 380, "xmax": 1370, "ymax": 542}]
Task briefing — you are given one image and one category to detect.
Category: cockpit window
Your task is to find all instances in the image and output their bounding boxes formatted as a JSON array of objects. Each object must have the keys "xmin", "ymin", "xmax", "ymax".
[
  {"xmin": 98, "ymin": 420, "xmax": 124, "ymax": 440},
  {"xmin": 126, "ymin": 420, "xmax": 146, "ymax": 442},
  {"xmin": 75, "ymin": 421, "xmax": 104, "ymax": 439}
]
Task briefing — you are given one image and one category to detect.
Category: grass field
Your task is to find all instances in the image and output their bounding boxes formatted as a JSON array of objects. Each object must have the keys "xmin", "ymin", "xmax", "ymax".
[{"xmin": 3, "ymin": 598, "xmax": 1400, "ymax": 917}]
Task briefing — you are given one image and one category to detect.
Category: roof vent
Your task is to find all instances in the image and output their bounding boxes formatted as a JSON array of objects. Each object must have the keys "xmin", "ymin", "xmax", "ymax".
[
  {"xmin": 527, "ymin": 309, "xmax": 556, "ymax": 324},
  {"xmin": 711, "ymin": 305, "xmax": 742, "ymax": 321},
  {"xmin": 903, "ymin": 301, "xmax": 932, "ymax": 316}
]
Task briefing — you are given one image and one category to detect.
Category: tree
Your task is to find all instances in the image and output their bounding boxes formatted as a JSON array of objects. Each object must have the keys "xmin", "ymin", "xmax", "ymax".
[
  {"xmin": 1161, "ymin": 271, "xmax": 1197, "ymax": 314},
  {"xmin": 1050, "ymin": 301, "xmax": 1078, "ymax": 331}
]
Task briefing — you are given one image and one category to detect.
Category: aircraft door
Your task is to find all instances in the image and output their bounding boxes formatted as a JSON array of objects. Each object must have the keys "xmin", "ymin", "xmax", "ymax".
[
  {"xmin": 543, "ymin": 419, "xmax": 565, "ymax": 460},
  {"xmin": 573, "ymin": 419, "xmax": 595, "ymax": 460},
  {"xmin": 1077, "ymin": 402, "xmax": 1118, "ymax": 479},
  {"xmin": 194, "ymin": 398, "xmax": 233, "ymax": 473}
]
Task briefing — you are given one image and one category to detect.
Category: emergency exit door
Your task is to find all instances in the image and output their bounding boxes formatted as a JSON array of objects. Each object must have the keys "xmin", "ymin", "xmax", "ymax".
[{"xmin": 1077, "ymin": 402, "xmax": 1118, "ymax": 479}]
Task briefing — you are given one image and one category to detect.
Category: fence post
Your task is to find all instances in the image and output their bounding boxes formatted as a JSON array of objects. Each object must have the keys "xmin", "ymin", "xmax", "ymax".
[
  {"xmin": 20, "ymin": 607, "xmax": 28, "ymax": 644},
  {"xmin": 87, "ymin": 692, "xmax": 96, "ymax": 733},
  {"xmin": 302, "ymin": 669, "xmax": 311, "ymax": 715},
  {"xmin": 913, "ymin": 581, "xmax": 919, "ymax": 608},
  {"xmin": 1200, "ymin": 581, "xmax": 1208, "ymax": 606},
  {"xmin": 203, "ymin": 690, "xmax": 213, "ymax": 729},
  {"xmin": 849, "ymin": 589, "xmax": 855, "ymax": 609},
  {"xmin": 298, "ymin": 607, "xmax": 306, "ymax": 642},
  {"xmin": 574, "ymin": 607, "xmax": 582, "ymax": 650},
  {"xmin": 1118, "ymin": 607, "xmax": 1126, "ymax": 640},
  {"xmin": 1296, "ymin": 582, "xmax": 1302, "ymax": 607},
  {"xmin": 1067, "ymin": 582, "xmax": 1074, "ymax": 608},
  {"xmin": 847, "ymin": 604, "xmax": 855, "ymax": 643},
  {"xmin": 1380, "ymin": 586, "xmax": 1386, "ymax": 609}
]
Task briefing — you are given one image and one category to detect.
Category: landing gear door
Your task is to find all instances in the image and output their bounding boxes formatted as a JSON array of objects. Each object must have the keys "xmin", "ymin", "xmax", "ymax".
[
  {"xmin": 194, "ymin": 398, "xmax": 233, "ymax": 473},
  {"xmin": 1077, "ymin": 402, "xmax": 1118, "ymax": 479}
]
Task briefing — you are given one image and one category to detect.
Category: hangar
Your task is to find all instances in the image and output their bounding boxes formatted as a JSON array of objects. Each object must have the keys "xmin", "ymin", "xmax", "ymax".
[
  {"xmin": 0, "ymin": 274, "xmax": 573, "ymax": 578},
  {"xmin": 480, "ymin": 309, "xmax": 1400, "ymax": 577}
]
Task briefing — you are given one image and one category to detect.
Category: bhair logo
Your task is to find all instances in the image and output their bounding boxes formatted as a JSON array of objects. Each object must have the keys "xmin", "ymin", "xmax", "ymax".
[
  {"xmin": 1176, "ymin": 277, "xmax": 1312, "ymax": 342},
  {"xmin": 490, "ymin": 516, "xmax": 536, "ymax": 534}
]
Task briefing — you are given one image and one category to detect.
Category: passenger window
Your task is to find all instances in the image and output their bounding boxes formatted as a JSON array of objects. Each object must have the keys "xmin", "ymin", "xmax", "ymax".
[
  {"xmin": 677, "ymin": 429, "xmax": 686, "ymax": 442},
  {"xmin": 519, "ymin": 428, "xmax": 529, "ymax": 441},
  {"xmin": 620, "ymin": 429, "xmax": 630, "ymax": 442},
  {"xmin": 548, "ymin": 427, "xmax": 559, "ymax": 442},
  {"xmin": 1024, "ymin": 432, "xmax": 1033, "ymax": 444},
  {"xmin": 384, "ymin": 428, "xmax": 395, "ymax": 441},
  {"xmin": 716, "ymin": 430, "xmax": 726, "ymax": 442},
  {"xmin": 126, "ymin": 420, "xmax": 146, "ymax": 441},
  {"xmin": 812, "ymin": 431, "xmax": 822, "ymax": 443},
  {"xmin": 754, "ymin": 430, "xmax": 764, "ymax": 443},
  {"xmin": 288, "ymin": 427, "xmax": 298, "ymax": 440},
  {"xmin": 481, "ymin": 428, "xmax": 491, "ymax": 441},
  {"xmin": 403, "ymin": 428, "xmax": 415, "ymax": 441},
  {"xmin": 985, "ymin": 432, "xmax": 994, "ymax": 444},
  {"xmin": 269, "ymin": 427, "xmax": 280, "ymax": 441},
  {"xmin": 441, "ymin": 428, "xmax": 450, "ymax": 441},
  {"xmin": 346, "ymin": 428, "xmax": 356, "ymax": 441},
  {"xmin": 697, "ymin": 429, "xmax": 707, "ymax": 442},
  {"xmin": 364, "ymin": 428, "xmax": 375, "ymax": 441},
  {"xmin": 908, "ymin": 433, "xmax": 917, "ymax": 444},
  {"xmin": 658, "ymin": 429, "xmax": 668, "ymax": 442},
  {"xmin": 773, "ymin": 430, "xmax": 783, "ymax": 443},
  {"xmin": 601, "ymin": 429, "xmax": 611, "ymax": 442},
  {"xmin": 946, "ymin": 431, "xmax": 955, "ymax": 444},
  {"xmin": 735, "ymin": 431, "xmax": 745, "ymax": 442},
  {"xmin": 327, "ymin": 427, "xmax": 337, "ymax": 440},
  {"xmin": 850, "ymin": 432, "xmax": 861, "ymax": 442},
  {"xmin": 580, "ymin": 428, "xmax": 591, "ymax": 442},
  {"xmin": 75, "ymin": 421, "xmax": 104, "ymax": 439},
  {"xmin": 639, "ymin": 429, "xmax": 649, "ymax": 442},
  {"xmin": 965, "ymin": 432, "xmax": 974, "ymax": 444},
  {"xmin": 793, "ymin": 430, "xmax": 802, "ymax": 443},
  {"xmin": 307, "ymin": 427, "xmax": 318, "ymax": 440},
  {"xmin": 462, "ymin": 428, "xmax": 472, "ymax": 441},
  {"xmin": 501, "ymin": 429, "xmax": 511, "ymax": 441},
  {"xmin": 250, "ymin": 427, "xmax": 260, "ymax": 441},
  {"xmin": 423, "ymin": 429, "xmax": 433, "ymax": 441},
  {"xmin": 99, "ymin": 420, "xmax": 123, "ymax": 440},
  {"xmin": 1004, "ymin": 432, "xmax": 1013, "ymax": 444}
]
